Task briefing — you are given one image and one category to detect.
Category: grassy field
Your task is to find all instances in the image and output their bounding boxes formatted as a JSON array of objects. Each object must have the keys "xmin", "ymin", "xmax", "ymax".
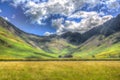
[{"xmin": 0, "ymin": 61, "xmax": 120, "ymax": 80}]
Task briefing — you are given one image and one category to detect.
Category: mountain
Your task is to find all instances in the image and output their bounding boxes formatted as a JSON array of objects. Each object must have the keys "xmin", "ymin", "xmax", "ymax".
[
  {"xmin": 0, "ymin": 17, "xmax": 57, "ymax": 59},
  {"xmin": 0, "ymin": 14, "xmax": 120, "ymax": 59},
  {"xmin": 50, "ymin": 14, "xmax": 120, "ymax": 58},
  {"xmin": 65, "ymin": 14, "xmax": 120, "ymax": 58}
]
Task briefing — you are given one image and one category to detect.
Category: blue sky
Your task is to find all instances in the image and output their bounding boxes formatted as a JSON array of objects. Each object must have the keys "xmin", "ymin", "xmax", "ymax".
[{"xmin": 0, "ymin": 0, "xmax": 120, "ymax": 36}]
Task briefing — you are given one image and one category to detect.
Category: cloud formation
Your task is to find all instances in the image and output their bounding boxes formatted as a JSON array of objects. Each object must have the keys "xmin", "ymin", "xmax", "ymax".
[
  {"xmin": 3, "ymin": 16, "xmax": 9, "ymax": 21},
  {"xmin": 0, "ymin": 9, "xmax": 2, "ymax": 13},
  {"xmin": 44, "ymin": 32, "xmax": 54, "ymax": 36},
  {"xmin": 2, "ymin": 0, "xmax": 120, "ymax": 34},
  {"xmin": 106, "ymin": 0, "xmax": 120, "ymax": 9},
  {"xmin": 52, "ymin": 12, "xmax": 113, "ymax": 34}
]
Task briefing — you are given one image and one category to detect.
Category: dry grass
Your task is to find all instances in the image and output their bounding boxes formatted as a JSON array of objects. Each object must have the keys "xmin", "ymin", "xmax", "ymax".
[{"xmin": 0, "ymin": 61, "xmax": 120, "ymax": 80}]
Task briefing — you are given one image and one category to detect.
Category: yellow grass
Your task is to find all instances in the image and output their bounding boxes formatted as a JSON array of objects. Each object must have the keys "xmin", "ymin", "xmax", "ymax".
[{"xmin": 0, "ymin": 61, "xmax": 120, "ymax": 80}]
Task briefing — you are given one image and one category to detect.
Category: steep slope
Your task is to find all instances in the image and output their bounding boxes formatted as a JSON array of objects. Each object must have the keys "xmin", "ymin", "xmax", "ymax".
[
  {"xmin": 71, "ymin": 15, "xmax": 120, "ymax": 58},
  {"xmin": 0, "ymin": 17, "xmax": 56, "ymax": 59},
  {"xmin": 27, "ymin": 13, "xmax": 120, "ymax": 59},
  {"xmin": 0, "ymin": 17, "xmax": 76, "ymax": 59},
  {"xmin": 23, "ymin": 34, "xmax": 77, "ymax": 56},
  {"xmin": 72, "ymin": 32, "xmax": 120, "ymax": 58}
]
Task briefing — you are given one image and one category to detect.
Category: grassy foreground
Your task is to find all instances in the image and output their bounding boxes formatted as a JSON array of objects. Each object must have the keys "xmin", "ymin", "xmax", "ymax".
[{"xmin": 0, "ymin": 61, "xmax": 120, "ymax": 80}]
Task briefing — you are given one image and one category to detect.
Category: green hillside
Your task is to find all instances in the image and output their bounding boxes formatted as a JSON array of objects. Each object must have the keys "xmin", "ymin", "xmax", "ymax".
[
  {"xmin": 0, "ymin": 16, "xmax": 120, "ymax": 59},
  {"xmin": 0, "ymin": 24, "xmax": 120, "ymax": 59},
  {"xmin": 73, "ymin": 32, "xmax": 120, "ymax": 58},
  {"xmin": 0, "ymin": 26, "xmax": 56, "ymax": 59},
  {"xmin": 39, "ymin": 38, "xmax": 77, "ymax": 56}
]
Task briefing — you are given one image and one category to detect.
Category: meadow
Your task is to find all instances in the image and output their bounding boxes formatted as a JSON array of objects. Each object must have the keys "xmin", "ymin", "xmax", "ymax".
[{"xmin": 0, "ymin": 61, "xmax": 120, "ymax": 80}]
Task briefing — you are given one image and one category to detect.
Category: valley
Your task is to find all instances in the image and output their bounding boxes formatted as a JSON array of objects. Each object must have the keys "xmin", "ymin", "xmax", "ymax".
[{"xmin": 0, "ymin": 14, "xmax": 120, "ymax": 59}]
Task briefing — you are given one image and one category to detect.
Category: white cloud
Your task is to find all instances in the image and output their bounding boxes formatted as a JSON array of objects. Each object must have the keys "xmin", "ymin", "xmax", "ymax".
[
  {"xmin": 69, "ymin": 11, "xmax": 99, "ymax": 18},
  {"xmin": 54, "ymin": 11, "xmax": 113, "ymax": 34},
  {"xmin": 2, "ymin": 0, "xmax": 117, "ymax": 34},
  {"xmin": 23, "ymin": 0, "xmax": 75, "ymax": 24},
  {"xmin": 2, "ymin": 0, "xmax": 103, "ymax": 24},
  {"xmin": 0, "ymin": 9, "xmax": 2, "ymax": 13},
  {"xmin": 51, "ymin": 18, "xmax": 65, "ymax": 35},
  {"xmin": 20, "ymin": 0, "xmax": 117, "ymax": 25},
  {"xmin": 52, "ymin": 18, "xmax": 64, "ymax": 28},
  {"xmin": 106, "ymin": 0, "xmax": 120, "ymax": 9},
  {"xmin": 3, "ymin": 0, "xmax": 117, "ymax": 21},
  {"xmin": 3, "ymin": 16, "xmax": 10, "ymax": 21},
  {"xmin": 44, "ymin": 32, "xmax": 54, "ymax": 36},
  {"xmin": 99, "ymin": 12, "xmax": 105, "ymax": 16}
]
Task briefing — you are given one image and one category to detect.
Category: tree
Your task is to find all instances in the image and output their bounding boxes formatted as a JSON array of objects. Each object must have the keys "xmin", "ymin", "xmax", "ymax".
[
  {"xmin": 58, "ymin": 55, "xmax": 62, "ymax": 58},
  {"xmin": 64, "ymin": 54, "xmax": 73, "ymax": 58},
  {"xmin": 92, "ymin": 55, "xmax": 95, "ymax": 58}
]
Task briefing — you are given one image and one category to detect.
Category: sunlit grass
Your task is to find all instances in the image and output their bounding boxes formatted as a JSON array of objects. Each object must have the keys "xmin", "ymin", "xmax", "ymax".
[
  {"xmin": 0, "ymin": 61, "xmax": 120, "ymax": 80},
  {"xmin": 0, "ymin": 26, "xmax": 57, "ymax": 59}
]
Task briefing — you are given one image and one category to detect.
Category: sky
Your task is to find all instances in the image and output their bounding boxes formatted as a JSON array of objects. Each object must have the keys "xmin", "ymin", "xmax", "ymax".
[{"xmin": 0, "ymin": 0, "xmax": 120, "ymax": 36}]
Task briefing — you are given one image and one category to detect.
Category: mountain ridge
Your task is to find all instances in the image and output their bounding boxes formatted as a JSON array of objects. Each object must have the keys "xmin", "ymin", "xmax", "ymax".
[{"xmin": 0, "ymin": 14, "xmax": 120, "ymax": 59}]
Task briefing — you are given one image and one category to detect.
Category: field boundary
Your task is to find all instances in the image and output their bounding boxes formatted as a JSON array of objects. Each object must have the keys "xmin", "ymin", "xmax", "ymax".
[{"xmin": 0, "ymin": 58, "xmax": 120, "ymax": 61}]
